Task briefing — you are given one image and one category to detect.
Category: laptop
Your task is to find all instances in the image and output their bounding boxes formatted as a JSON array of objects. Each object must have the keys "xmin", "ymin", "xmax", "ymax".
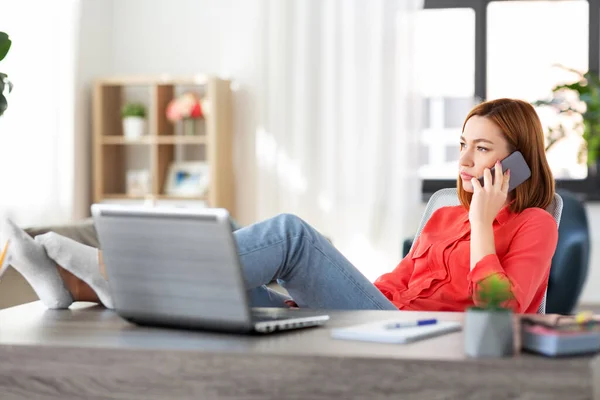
[{"xmin": 91, "ymin": 204, "xmax": 330, "ymax": 334}]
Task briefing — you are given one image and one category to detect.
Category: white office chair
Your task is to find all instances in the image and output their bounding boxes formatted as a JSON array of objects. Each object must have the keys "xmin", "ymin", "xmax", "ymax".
[{"xmin": 414, "ymin": 188, "xmax": 563, "ymax": 314}]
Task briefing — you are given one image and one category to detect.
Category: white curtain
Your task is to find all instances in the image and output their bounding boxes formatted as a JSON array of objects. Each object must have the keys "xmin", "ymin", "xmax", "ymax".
[
  {"xmin": 256, "ymin": 0, "xmax": 423, "ymax": 280},
  {"xmin": 0, "ymin": 0, "xmax": 83, "ymax": 227}
]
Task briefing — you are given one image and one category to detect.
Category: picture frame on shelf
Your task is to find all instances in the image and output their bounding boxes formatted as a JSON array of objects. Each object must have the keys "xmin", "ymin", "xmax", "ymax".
[
  {"xmin": 164, "ymin": 161, "xmax": 210, "ymax": 197},
  {"xmin": 126, "ymin": 169, "xmax": 151, "ymax": 196}
]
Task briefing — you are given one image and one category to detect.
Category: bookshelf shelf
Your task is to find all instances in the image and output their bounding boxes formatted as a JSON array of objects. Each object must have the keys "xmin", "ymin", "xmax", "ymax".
[{"xmin": 101, "ymin": 136, "xmax": 207, "ymax": 145}]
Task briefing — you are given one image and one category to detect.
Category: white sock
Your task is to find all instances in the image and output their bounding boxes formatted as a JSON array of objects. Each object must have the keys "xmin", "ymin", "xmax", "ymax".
[
  {"xmin": 35, "ymin": 232, "xmax": 114, "ymax": 309},
  {"xmin": 0, "ymin": 219, "xmax": 73, "ymax": 309}
]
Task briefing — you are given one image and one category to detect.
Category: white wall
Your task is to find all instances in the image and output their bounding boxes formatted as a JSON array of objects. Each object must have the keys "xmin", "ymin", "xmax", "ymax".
[
  {"xmin": 73, "ymin": 1, "xmax": 114, "ymax": 220},
  {"xmin": 110, "ymin": 0, "xmax": 262, "ymax": 226}
]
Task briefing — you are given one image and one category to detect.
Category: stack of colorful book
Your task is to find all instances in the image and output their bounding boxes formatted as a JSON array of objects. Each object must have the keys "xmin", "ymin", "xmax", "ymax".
[{"xmin": 521, "ymin": 313, "xmax": 600, "ymax": 357}]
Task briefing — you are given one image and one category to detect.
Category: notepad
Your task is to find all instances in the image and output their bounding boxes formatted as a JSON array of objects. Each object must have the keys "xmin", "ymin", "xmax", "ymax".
[{"xmin": 331, "ymin": 319, "xmax": 462, "ymax": 344}]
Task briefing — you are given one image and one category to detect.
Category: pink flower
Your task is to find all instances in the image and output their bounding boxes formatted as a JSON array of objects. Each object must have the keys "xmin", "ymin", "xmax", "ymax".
[
  {"xmin": 166, "ymin": 101, "xmax": 183, "ymax": 122},
  {"xmin": 166, "ymin": 92, "xmax": 204, "ymax": 122}
]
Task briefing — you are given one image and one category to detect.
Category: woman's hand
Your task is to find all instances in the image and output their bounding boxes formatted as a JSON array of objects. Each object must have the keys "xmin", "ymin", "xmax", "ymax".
[{"xmin": 469, "ymin": 160, "xmax": 510, "ymax": 227}]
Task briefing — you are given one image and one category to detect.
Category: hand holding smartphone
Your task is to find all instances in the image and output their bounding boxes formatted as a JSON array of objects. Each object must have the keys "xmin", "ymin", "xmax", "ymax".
[{"xmin": 477, "ymin": 151, "xmax": 531, "ymax": 192}]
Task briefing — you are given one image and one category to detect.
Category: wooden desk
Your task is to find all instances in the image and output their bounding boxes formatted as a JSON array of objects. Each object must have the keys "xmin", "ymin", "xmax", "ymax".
[{"xmin": 0, "ymin": 302, "xmax": 598, "ymax": 400}]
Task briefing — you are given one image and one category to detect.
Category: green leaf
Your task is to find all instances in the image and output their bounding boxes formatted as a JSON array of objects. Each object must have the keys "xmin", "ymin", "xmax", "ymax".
[
  {"xmin": 0, "ymin": 93, "xmax": 6, "ymax": 117},
  {"xmin": 473, "ymin": 275, "xmax": 514, "ymax": 310},
  {"xmin": 552, "ymin": 82, "xmax": 587, "ymax": 94},
  {"xmin": 0, "ymin": 32, "xmax": 11, "ymax": 62},
  {"xmin": 121, "ymin": 102, "xmax": 147, "ymax": 118},
  {"xmin": 532, "ymin": 66, "xmax": 600, "ymax": 163}
]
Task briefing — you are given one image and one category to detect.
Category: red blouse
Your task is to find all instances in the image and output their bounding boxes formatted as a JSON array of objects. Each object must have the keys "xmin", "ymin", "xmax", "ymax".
[{"xmin": 374, "ymin": 205, "xmax": 558, "ymax": 314}]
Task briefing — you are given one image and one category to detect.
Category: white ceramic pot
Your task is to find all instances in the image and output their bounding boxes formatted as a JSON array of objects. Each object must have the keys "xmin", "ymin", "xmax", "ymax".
[
  {"xmin": 122, "ymin": 116, "xmax": 146, "ymax": 139},
  {"xmin": 464, "ymin": 308, "xmax": 514, "ymax": 358}
]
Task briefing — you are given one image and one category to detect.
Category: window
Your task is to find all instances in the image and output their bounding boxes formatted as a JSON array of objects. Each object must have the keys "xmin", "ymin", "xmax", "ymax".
[
  {"xmin": 487, "ymin": 0, "xmax": 589, "ymax": 180},
  {"xmin": 415, "ymin": 8, "xmax": 477, "ymax": 179},
  {"xmin": 421, "ymin": 0, "xmax": 599, "ymax": 199}
]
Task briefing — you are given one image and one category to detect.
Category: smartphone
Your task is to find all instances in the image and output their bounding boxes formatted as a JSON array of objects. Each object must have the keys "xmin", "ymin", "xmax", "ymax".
[{"xmin": 478, "ymin": 150, "xmax": 531, "ymax": 192}]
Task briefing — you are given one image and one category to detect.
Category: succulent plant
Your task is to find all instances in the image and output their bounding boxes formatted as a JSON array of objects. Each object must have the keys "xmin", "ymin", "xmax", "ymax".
[{"xmin": 472, "ymin": 274, "xmax": 515, "ymax": 311}]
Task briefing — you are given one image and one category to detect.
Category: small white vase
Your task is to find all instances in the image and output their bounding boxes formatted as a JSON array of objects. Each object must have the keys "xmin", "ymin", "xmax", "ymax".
[
  {"xmin": 464, "ymin": 308, "xmax": 514, "ymax": 358},
  {"xmin": 123, "ymin": 117, "xmax": 146, "ymax": 139}
]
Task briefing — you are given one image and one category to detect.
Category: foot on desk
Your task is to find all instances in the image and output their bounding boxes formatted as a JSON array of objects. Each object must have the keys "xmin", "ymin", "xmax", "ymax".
[
  {"xmin": 36, "ymin": 232, "xmax": 114, "ymax": 309},
  {"xmin": 0, "ymin": 218, "xmax": 73, "ymax": 309}
]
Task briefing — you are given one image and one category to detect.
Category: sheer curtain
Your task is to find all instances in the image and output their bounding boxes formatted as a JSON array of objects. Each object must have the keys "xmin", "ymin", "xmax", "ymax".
[
  {"xmin": 255, "ymin": 0, "xmax": 423, "ymax": 280},
  {"xmin": 0, "ymin": 0, "xmax": 82, "ymax": 227}
]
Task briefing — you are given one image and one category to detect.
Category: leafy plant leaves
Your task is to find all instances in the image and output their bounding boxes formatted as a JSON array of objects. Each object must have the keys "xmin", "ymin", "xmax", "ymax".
[
  {"xmin": 0, "ymin": 32, "xmax": 11, "ymax": 62},
  {"xmin": 473, "ymin": 275, "xmax": 514, "ymax": 311},
  {"xmin": 0, "ymin": 32, "xmax": 11, "ymax": 117},
  {"xmin": 534, "ymin": 65, "xmax": 600, "ymax": 165}
]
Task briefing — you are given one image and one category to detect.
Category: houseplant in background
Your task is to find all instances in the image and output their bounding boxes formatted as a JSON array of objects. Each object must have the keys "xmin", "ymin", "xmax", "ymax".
[
  {"xmin": 533, "ymin": 65, "xmax": 600, "ymax": 170},
  {"xmin": 464, "ymin": 275, "xmax": 515, "ymax": 358},
  {"xmin": 121, "ymin": 102, "xmax": 147, "ymax": 140},
  {"xmin": 166, "ymin": 92, "xmax": 207, "ymax": 136},
  {"xmin": 0, "ymin": 31, "xmax": 12, "ymax": 117}
]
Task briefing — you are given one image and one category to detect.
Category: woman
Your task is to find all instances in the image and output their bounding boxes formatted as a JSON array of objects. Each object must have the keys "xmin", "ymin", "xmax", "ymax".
[{"xmin": 1, "ymin": 98, "xmax": 558, "ymax": 314}]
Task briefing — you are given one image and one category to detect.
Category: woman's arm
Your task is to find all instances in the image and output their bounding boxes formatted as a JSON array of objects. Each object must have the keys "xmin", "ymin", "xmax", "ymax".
[
  {"xmin": 468, "ymin": 163, "xmax": 509, "ymax": 270},
  {"xmin": 467, "ymin": 211, "xmax": 558, "ymax": 312},
  {"xmin": 467, "ymin": 164, "xmax": 557, "ymax": 312},
  {"xmin": 470, "ymin": 220, "xmax": 496, "ymax": 270}
]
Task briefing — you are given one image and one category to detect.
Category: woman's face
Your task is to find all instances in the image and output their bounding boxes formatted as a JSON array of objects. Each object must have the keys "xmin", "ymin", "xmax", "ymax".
[{"xmin": 459, "ymin": 115, "xmax": 512, "ymax": 193}]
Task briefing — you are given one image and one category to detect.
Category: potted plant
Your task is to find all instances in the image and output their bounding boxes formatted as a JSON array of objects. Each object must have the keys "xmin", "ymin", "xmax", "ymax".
[
  {"xmin": 0, "ymin": 31, "xmax": 12, "ymax": 117},
  {"xmin": 121, "ymin": 102, "xmax": 147, "ymax": 139},
  {"xmin": 533, "ymin": 65, "xmax": 600, "ymax": 170},
  {"xmin": 464, "ymin": 275, "xmax": 515, "ymax": 358}
]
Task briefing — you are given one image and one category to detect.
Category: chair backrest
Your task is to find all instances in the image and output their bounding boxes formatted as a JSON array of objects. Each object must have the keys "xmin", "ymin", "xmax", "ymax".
[
  {"xmin": 414, "ymin": 188, "xmax": 563, "ymax": 314},
  {"xmin": 546, "ymin": 190, "xmax": 590, "ymax": 314}
]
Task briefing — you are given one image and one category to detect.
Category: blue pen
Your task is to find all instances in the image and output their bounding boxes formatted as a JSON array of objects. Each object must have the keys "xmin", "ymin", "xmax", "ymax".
[{"xmin": 385, "ymin": 319, "xmax": 437, "ymax": 329}]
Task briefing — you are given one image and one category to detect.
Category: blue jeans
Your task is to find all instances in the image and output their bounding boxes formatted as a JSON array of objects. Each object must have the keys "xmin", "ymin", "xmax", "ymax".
[{"xmin": 235, "ymin": 214, "xmax": 397, "ymax": 310}]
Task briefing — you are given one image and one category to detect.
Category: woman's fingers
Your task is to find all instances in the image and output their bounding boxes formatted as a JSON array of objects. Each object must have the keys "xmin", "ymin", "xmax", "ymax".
[
  {"xmin": 494, "ymin": 160, "xmax": 503, "ymax": 190},
  {"xmin": 483, "ymin": 167, "xmax": 493, "ymax": 189},
  {"xmin": 471, "ymin": 177, "xmax": 482, "ymax": 192},
  {"xmin": 501, "ymin": 169, "xmax": 510, "ymax": 193}
]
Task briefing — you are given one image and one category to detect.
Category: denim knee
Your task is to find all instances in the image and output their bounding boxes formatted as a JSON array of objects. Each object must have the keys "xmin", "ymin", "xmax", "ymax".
[{"xmin": 273, "ymin": 213, "xmax": 302, "ymax": 234}]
